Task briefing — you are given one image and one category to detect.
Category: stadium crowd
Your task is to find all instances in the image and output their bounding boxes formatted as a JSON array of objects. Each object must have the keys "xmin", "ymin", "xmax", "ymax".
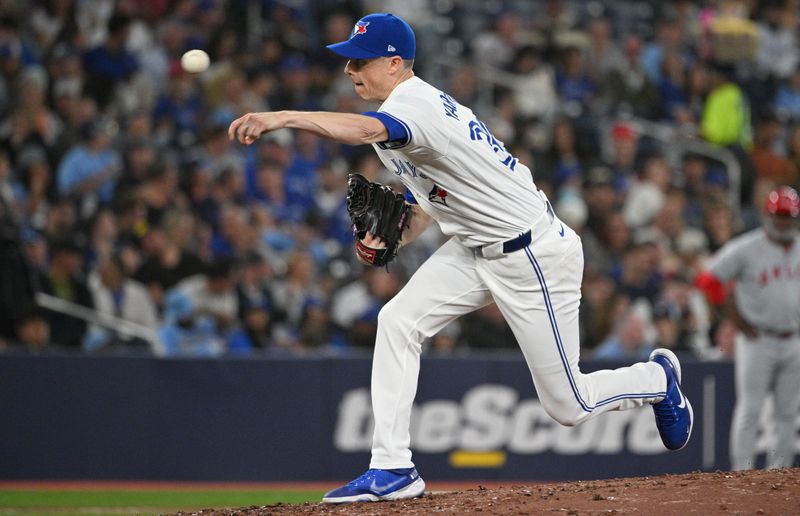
[{"xmin": 0, "ymin": 0, "xmax": 797, "ymax": 360}]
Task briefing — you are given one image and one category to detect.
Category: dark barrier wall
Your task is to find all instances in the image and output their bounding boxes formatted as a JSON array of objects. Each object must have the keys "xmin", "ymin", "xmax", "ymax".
[{"xmin": 0, "ymin": 354, "xmax": 795, "ymax": 481}]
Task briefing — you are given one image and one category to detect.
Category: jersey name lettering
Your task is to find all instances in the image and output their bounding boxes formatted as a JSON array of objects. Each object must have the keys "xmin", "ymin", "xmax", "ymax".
[
  {"xmin": 390, "ymin": 158, "xmax": 417, "ymax": 178},
  {"xmin": 468, "ymin": 119, "xmax": 518, "ymax": 171},
  {"xmin": 440, "ymin": 92, "xmax": 459, "ymax": 120}
]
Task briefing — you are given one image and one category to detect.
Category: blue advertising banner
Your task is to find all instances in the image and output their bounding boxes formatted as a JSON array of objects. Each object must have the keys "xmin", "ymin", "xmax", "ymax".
[{"xmin": 0, "ymin": 354, "xmax": 793, "ymax": 481}]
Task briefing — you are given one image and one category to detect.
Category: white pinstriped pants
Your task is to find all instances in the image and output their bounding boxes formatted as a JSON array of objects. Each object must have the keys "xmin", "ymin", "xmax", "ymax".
[{"xmin": 369, "ymin": 213, "xmax": 668, "ymax": 469}]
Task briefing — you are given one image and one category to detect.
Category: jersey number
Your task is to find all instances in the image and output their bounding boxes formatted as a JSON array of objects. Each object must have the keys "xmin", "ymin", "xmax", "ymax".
[{"xmin": 468, "ymin": 119, "xmax": 518, "ymax": 171}]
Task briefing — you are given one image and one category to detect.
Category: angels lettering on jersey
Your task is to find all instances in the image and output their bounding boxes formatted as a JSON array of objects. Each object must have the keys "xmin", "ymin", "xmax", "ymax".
[{"xmin": 759, "ymin": 261, "xmax": 800, "ymax": 286}]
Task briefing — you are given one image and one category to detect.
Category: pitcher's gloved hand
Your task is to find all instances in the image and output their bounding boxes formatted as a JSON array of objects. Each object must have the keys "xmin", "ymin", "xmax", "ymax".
[{"xmin": 346, "ymin": 173, "xmax": 410, "ymax": 267}]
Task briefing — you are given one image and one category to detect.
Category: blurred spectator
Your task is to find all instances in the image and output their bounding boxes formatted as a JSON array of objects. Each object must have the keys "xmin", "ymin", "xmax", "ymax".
[
  {"xmin": 251, "ymin": 158, "xmax": 309, "ymax": 223},
  {"xmin": 786, "ymin": 124, "xmax": 800, "ymax": 186},
  {"xmin": 85, "ymin": 253, "xmax": 158, "ymax": 352},
  {"xmin": 658, "ymin": 51, "xmax": 690, "ymax": 122},
  {"xmin": 651, "ymin": 300, "xmax": 684, "ymax": 353},
  {"xmin": 681, "ymin": 153, "xmax": 713, "ymax": 228},
  {"xmin": 158, "ymin": 289, "xmax": 224, "ymax": 357},
  {"xmin": 579, "ymin": 271, "xmax": 620, "ymax": 349},
  {"xmin": 606, "ymin": 121, "xmax": 640, "ymax": 184},
  {"xmin": 602, "ymin": 35, "xmax": 660, "ymax": 119},
  {"xmin": 623, "ymin": 154, "xmax": 672, "ymax": 229},
  {"xmin": 583, "ymin": 209, "xmax": 630, "ymax": 276},
  {"xmin": 594, "ymin": 307, "xmax": 654, "ymax": 361},
  {"xmin": 229, "ymin": 251, "xmax": 285, "ymax": 352},
  {"xmin": 82, "ymin": 13, "xmax": 138, "ymax": 109},
  {"xmin": 507, "ymin": 45, "xmax": 558, "ymax": 123},
  {"xmin": 196, "ymin": 124, "xmax": 245, "ymax": 178},
  {"xmin": 774, "ymin": 68, "xmax": 800, "ymax": 121},
  {"xmin": 651, "ymin": 189, "xmax": 693, "ymax": 254},
  {"xmin": 315, "ymin": 160, "xmax": 351, "ymax": 246},
  {"xmin": 330, "ymin": 268, "xmax": 402, "ymax": 348},
  {"xmin": 754, "ymin": 0, "xmax": 798, "ymax": 84},
  {"xmin": 15, "ymin": 145, "xmax": 53, "ymax": 228},
  {"xmin": 0, "ymin": 194, "xmax": 38, "ymax": 341},
  {"xmin": 701, "ymin": 62, "xmax": 755, "ymax": 205},
  {"xmin": 152, "ymin": 65, "xmax": 203, "ymax": 146},
  {"xmin": 658, "ymin": 276, "xmax": 713, "ymax": 358},
  {"xmin": 582, "ymin": 165, "xmax": 620, "ymax": 234},
  {"xmin": 211, "ymin": 203, "xmax": 255, "ymax": 259},
  {"xmin": 171, "ymin": 257, "xmax": 239, "ymax": 338},
  {"xmin": 0, "ymin": 149, "xmax": 16, "ymax": 215},
  {"xmin": 56, "ymin": 118, "xmax": 122, "ymax": 219},
  {"xmin": 299, "ymin": 298, "xmax": 333, "ymax": 348},
  {"xmin": 472, "ymin": 10, "xmax": 527, "ymax": 69},
  {"xmin": 540, "ymin": 116, "xmax": 582, "ymax": 191},
  {"xmin": 555, "ymin": 47, "xmax": 597, "ymax": 110},
  {"xmin": 36, "ymin": 238, "xmax": 93, "ymax": 347},
  {"xmin": 703, "ymin": 198, "xmax": 737, "ymax": 253},
  {"xmin": 138, "ymin": 160, "xmax": 183, "ymax": 225},
  {"xmin": 643, "ymin": 16, "xmax": 688, "ymax": 81},
  {"xmin": 584, "ymin": 17, "xmax": 624, "ymax": 82},
  {"xmin": 4, "ymin": 66, "xmax": 63, "ymax": 152},
  {"xmin": 13, "ymin": 309, "xmax": 51, "ymax": 352},
  {"xmin": 611, "ymin": 236, "xmax": 663, "ymax": 304},
  {"xmin": 460, "ymin": 303, "xmax": 517, "ymax": 350},
  {"xmin": 685, "ymin": 61, "xmax": 710, "ymax": 123},
  {"xmin": 87, "ymin": 208, "xmax": 118, "ymax": 265},
  {"xmin": 751, "ymin": 111, "xmax": 797, "ymax": 186},
  {"xmin": 228, "ymin": 300, "xmax": 274, "ymax": 353}
]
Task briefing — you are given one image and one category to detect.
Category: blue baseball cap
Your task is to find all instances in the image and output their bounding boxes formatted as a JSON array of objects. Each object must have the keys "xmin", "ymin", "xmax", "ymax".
[{"xmin": 327, "ymin": 13, "xmax": 416, "ymax": 60}]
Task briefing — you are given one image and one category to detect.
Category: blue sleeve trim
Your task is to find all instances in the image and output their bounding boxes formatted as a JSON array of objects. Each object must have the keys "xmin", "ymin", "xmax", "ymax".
[
  {"xmin": 404, "ymin": 188, "xmax": 418, "ymax": 204},
  {"xmin": 363, "ymin": 111, "xmax": 412, "ymax": 149}
]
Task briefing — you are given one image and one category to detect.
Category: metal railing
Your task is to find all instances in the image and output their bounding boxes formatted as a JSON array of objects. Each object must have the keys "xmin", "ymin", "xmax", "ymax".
[
  {"xmin": 622, "ymin": 115, "xmax": 741, "ymax": 215},
  {"xmin": 35, "ymin": 292, "xmax": 165, "ymax": 357}
]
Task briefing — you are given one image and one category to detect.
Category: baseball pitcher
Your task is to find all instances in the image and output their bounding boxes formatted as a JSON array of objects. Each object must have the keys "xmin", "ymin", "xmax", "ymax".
[{"xmin": 229, "ymin": 13, "xmax": 693, "ymax": 503}]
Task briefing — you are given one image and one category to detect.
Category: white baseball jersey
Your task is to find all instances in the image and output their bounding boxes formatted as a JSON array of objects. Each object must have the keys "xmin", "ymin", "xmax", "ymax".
[
  {"xmin": 365, "ymin": 76, "xmax": 544, "ymax": 247},
  {"xmin": 363, "ymin": 77, "xmax": 670, "ymax": 471},
  {"xmin": 707, "ymin": 229, "xmax": 800, "ymax": 333}
]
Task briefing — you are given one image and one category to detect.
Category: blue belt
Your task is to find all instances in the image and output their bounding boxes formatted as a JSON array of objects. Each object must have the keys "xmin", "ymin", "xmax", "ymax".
[
  {"xmin": 502, "ymin": 230, "xmax": 532, "ymax": 253},
  {"xmin": 500, "ymin": 201, "xmax": 554, "ymax": 254}
]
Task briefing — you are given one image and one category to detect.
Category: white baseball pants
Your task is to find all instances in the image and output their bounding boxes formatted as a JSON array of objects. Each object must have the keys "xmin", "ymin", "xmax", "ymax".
[
  {"xmin": 730, "ymin": 332, "xmax": 800, "ymax": 470},
  {"xmin": 369, "ymin": 211, "xmax": 668, "ymax": 469}
]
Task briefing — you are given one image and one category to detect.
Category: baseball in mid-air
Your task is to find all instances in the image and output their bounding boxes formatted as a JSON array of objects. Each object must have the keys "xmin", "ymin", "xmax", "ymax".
[{"xmin": 181, "ymin": 49, "xmax": 210, "ymax": 73}]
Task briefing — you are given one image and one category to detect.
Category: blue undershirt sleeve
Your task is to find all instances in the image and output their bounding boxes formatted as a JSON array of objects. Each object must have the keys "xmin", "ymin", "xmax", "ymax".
[{"xmin": 362, "ymin": 111, "xmax": 411, "ymax": 149}]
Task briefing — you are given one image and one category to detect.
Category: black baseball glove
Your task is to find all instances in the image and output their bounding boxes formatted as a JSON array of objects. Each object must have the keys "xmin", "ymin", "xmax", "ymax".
[{"xmin": 346, "ymin": 173, "xmax": 410, "ymax": 267}]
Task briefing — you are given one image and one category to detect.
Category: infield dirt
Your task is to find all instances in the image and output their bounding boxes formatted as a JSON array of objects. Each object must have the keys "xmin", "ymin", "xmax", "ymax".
[{"xmin": 171, "ymin": 467, "xmax": 800, "ymax": 515}]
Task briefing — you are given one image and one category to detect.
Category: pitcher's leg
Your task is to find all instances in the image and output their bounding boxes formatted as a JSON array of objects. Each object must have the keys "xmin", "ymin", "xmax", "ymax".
[
  {"xmin": 481, "ymin": 231, "xmax": 666, "ymax": 427},
  {"xmin": 767, "ymin": 337, "xmax": 800, "ymax": 469},
  {"xmin": 729, "ymin": 334, "xmax": 774, "ymax": 470},
  {"xmin": 370, "ymin": 239, "xmax": 490, "ymax": 469}
]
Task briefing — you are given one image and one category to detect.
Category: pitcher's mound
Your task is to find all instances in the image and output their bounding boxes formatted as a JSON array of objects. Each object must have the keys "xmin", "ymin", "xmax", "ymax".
[{"xmin": 176, "ymin": 467, "xmax": 800, "ymax": 515}]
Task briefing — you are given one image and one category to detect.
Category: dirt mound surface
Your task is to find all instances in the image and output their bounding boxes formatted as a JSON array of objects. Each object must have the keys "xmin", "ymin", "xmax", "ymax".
[{"xmin": 172, "ymin": 468, "xmax": 800, "ymax": 515}]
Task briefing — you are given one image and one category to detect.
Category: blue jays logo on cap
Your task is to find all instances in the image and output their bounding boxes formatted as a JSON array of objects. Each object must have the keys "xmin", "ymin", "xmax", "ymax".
[
  {"xmin": 352, "ymin": 21, "xmax": 369, "ymax": 37},
  {"xmin": 327, "ymin": 13, "xmax": 416, "ymax": 60}
]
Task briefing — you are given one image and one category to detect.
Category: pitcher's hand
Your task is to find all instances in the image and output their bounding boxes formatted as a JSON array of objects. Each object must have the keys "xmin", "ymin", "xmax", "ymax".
[
  {"xmin": 228, "ymin": 112, "xmax": 284, "ymax": 145},
  {"xmin": 355, "ymin": 232, "xmax": 386, "ymax": 265}
]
